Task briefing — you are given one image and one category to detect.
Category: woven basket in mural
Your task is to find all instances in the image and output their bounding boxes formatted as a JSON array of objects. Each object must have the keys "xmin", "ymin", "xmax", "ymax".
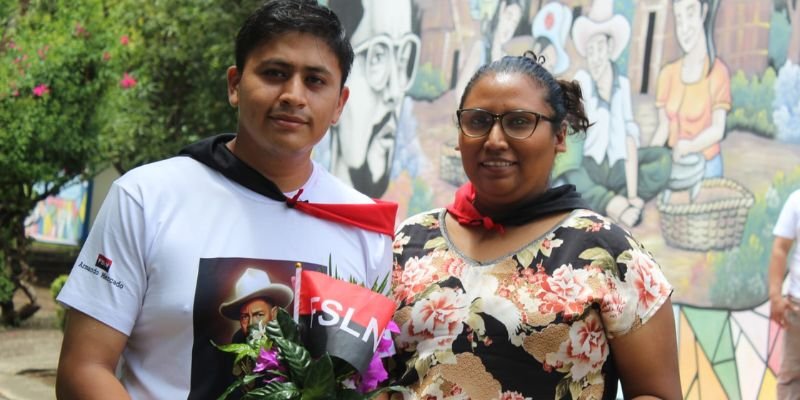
[{"xmin": 656, "ymin": 177, "xmax": 754, "ymax": 252}]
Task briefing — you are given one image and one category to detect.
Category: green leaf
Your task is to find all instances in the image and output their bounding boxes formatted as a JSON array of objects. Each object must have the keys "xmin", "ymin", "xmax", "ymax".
[
  {"xmin": 423, "ymin": 236, "xmax": 447, "ymax": 250},
  {"xmin": 365, "ymin": 385, "xmax": 409, "ymax": 399},
  {"xmin": 301, "ymin": 354, "xmax": 336, "ymax": 400},
  {"xmin": 332, "ymin": 356, "xmax": 357, "ymax": 381},
  {"xmin": 243, "ymin": 382, "xmax": 301, "ymax": 400},
  {"xmin": 273, "ymin": 337, "xmax": 311, "ymax": 383},
  {"xmin": 266, "ymin": 308, "xmax": 301, "ymax": 343}
]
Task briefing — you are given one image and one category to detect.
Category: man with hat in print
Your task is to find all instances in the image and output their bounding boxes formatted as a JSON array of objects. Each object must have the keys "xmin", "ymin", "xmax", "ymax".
[
  {"xmin": 219, "ymin": 268, "xmax": 294, "ymax": 343},
  {"xmin": 568, "ymin": 0, "xmax": 670, "ymax": 227}
]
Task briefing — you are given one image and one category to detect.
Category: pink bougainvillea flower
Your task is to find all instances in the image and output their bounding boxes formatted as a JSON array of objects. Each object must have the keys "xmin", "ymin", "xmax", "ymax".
[
  {"xmin": 120, "ymin": 35, "xmax": 129, "ymax": 46},
  {"xmin": 376, "ymin": 321, "xmax": 399, "ymax": 356},
  {"xmin": 120, "ymin": 72, "xmax": 137, "ymax": 89},
  {"xmin": 356, "ymin": 354, "xmax": 389, "ymax": 393},
  {"xmin": 253, "ymin": 348, "xmax": 281, "ymax": 373},
  {"xmin": 32, "ymin": 84, "xmax": 49, "ymax": 97}
]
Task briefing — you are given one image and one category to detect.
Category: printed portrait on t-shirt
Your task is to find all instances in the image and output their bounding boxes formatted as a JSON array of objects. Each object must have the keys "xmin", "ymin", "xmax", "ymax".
[{"xmin": 187, "ymin": 258, "xmax": 326, "ymax": 399}]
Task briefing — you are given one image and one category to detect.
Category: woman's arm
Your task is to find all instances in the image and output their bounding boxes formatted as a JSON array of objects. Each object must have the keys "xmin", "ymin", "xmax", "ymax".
[
  {"xmin": 672, "ymin": 109, "xmax": 727, "ymax": 160},
  {"xmin": 609, "ymin": 299, "xmax": 682, "ymax": 400},
  {"xmin": 56, "ymin": 309, "xmax": 131, "ymax": 400}
]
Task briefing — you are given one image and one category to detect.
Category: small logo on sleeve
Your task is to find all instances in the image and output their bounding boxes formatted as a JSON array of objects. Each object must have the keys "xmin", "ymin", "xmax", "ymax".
[{"xmin": 95, "ymin": 254, "xmax": 113, "ymax": 272}]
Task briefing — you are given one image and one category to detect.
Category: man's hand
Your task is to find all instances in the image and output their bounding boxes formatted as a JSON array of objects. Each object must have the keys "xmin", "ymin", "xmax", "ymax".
[{"xmin": 770, "ymin": 296, "xmax": 800, "ymax": 327}]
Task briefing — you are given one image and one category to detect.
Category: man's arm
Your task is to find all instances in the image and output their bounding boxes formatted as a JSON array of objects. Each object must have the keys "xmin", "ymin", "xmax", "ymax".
[
  {"xmin": 769, "ymin": 236, "xmax": 798, "ymax": 327},
  {"xmin": 56, "ymin": 309, "xmax": 131, "ymax": 400}
]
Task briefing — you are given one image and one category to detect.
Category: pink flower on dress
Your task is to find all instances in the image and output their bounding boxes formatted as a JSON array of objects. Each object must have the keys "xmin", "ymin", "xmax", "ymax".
[
  {"xmin": 537, "ymin": 265, "xmax": 592, "ymax": 319},
  {"xmin": 500, "ymin": 391, "xmax": 530, "ymax": 400},
  {"xmin": 409, "ymin": 288, "xmax": 467, "ymax": 337},
  {"xmin": 32, "ymin": 84, "xmax": 49, "ymax": 97},
  {"xmin": 545, "ymin": 313, "xmax": 609, "ymax": 380},
  {"xmin": 120, "ymin": 72, "xmax": 137, "ymax": 89},
  {"xmin": 624, "ymin": 250, "xmax": 670, "ymax": 313},
  {"xmin": 393, "ymin": 255, "xmax": 441, "ymax": 304},
  {"xmin": 539, "ymin": 233, "xmax": 563, "ymax": 257},
  {"xmin": 439, "ymin": 251, "xmax": 466, "ymax": 277}
]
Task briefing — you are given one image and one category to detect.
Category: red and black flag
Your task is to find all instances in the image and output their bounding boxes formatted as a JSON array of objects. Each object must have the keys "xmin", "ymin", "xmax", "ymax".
[{"xmin": 297, "ymin": 270, "xmax": 396, "ymax": 373}]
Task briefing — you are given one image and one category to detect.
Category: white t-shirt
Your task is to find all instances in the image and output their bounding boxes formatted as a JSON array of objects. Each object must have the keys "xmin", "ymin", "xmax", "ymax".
[
  {"xmin": 57, "ymin": 156, "xmax": 393, "ymax": 399},
  {"xmin": 774, "ymin": 189, "xmax": 800, "ymax": 298}
]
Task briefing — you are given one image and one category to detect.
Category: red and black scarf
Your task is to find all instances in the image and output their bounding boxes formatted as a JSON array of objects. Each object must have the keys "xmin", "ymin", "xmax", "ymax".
[
  {"xmin": 446, "ymin": 181, "xmax": 588, "ymax": 234},
  {"xmin": 179, "ymin": 134, "xmax": 397, "ymax": 236}
]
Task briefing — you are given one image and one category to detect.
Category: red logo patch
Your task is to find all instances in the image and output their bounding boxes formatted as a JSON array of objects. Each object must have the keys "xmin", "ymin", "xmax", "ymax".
[{"xmin": 95, "ymin": 254, "xmax": 112, "ymax": 272}]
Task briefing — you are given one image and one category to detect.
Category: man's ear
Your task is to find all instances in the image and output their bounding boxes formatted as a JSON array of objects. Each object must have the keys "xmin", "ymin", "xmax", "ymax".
[
  {"xmin": 331, "ymin": 86, "xmax": 350, "ymax": 125},
  {"xmin": 227, "ymin": 66, "xmax": 241, "ymax": 107}
]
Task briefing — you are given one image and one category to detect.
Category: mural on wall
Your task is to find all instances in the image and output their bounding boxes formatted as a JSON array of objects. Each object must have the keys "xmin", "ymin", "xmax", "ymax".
[
  {"xmin": 24, "ymin": 179, "xmax": 90, "ymax": 246},
  {"xmin": 314, "ymin": 0, "xmax": 800, "ymax": 398}
]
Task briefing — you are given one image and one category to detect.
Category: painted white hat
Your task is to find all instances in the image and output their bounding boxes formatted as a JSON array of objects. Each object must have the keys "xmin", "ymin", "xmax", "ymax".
[
  {"xmin": 532, "ymin": 2, "xmax": 573, "ymax": 74},
  {"xmin": 219, "ymin": 268, "xmax": 294, "ymax": 320},
  {"xmin": 571, "ymin": 0, "xmax": 631, "ymax": 61}
]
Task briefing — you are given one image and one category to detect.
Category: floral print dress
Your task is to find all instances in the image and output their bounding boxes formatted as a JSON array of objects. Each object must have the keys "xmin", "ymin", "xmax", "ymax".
[{"xmin": 390, "ymin": 209, "xmax": 672, "ymax": 400}]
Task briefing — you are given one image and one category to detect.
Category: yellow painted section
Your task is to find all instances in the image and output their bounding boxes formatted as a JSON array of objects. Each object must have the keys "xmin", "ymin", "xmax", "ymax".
[
  {"xmin": 697, "ymin": 342, "xmax": 728, "ymax": 399},
  {"xmin": 679, "ymin": 311, "xmax": 698, "ymax": 398},
  {"xmin": 758, "ymin": 368, "xmax": 777, "ymax": 400}
]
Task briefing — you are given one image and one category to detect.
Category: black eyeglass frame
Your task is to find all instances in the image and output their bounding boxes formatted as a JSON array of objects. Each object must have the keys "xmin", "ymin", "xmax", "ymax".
[{"xmin": 456, "ymin": 108, "xmax": 556, "ymax": 140}]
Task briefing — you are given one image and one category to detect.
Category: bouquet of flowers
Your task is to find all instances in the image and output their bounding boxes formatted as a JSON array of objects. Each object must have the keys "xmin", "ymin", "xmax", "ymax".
[{"xmin": 214, "ymin": 268, "xmax": 401, "ymax": 400}]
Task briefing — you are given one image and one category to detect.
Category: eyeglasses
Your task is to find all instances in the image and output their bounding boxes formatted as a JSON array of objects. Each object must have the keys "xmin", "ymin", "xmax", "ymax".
[
  {"xmin": 354, "ymin": 33, "xmax": 420, "ymax": 92},
  {"xmin": 456, "ymin": 108, "xmax": 555, "ymax": 140}
]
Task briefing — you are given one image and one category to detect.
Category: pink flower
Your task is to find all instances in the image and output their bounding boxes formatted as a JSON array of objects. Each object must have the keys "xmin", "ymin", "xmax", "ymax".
[
  {"xmin": 544, "ymin": 313, "xmax": 609, "ymax": 380},
  {"xmin": 74, "ymin": 23, "xmax": 87, "ymax": 37},
  {"xmin": 376, "ymin": 321, "xmax": 399, "ymax": 355},
  {"xmin": 356, "ymin": 354, "xmax": 388, "ymax": 393},
  {"xmin": 32, "ymin": 84, "xmax": 49, "ymax": 97},
  {"xmin": 120, "ymin": 72, "xmax": 137, "ymax": 89},
  {"xmin": 102, "ymin": 52, "xmax": 111, "ymax": 62},
  {"xmin": 120, "ymin": 35, "xmax": 129, "ymax": 45},
  {"xmin": 253, "ymin": 348, "xmax": 282, "ymax": 373}
]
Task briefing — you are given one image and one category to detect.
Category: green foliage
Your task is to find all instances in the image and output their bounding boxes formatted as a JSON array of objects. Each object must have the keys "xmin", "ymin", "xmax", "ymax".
[
  {"xmin": 0, "ymin": 264, "xmax": 12, "ymax": 304},
  {"xmin": 768, "ymin": 6, "xmax": 791, "ymax": 68},
  {"xmin": 94, "ymin": 0, "xmax": 263, "ymax": 174},
  {"xmin": 709, "ymin": 167, "xmax": 800, "ymax": 308},
  {"xmin": 50, "ymin": 274, "xmax": 69, "ymax": 330},
  {"xmin": 407, "ymin": 62, "xmax": 448, "ymax": 101},
  {"xmin": 407, "ymin": 177, "xmax": 434, "ymax": 217},
  {"xmin": 726, "ymin": 68, "xmax": 777, "ymax": 137}
]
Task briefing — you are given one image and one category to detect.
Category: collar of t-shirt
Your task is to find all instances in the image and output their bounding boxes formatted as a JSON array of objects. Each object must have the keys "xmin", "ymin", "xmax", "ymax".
[{"xmin": 179, "ymin": 133, "xmax": 397, "ymax": 237}]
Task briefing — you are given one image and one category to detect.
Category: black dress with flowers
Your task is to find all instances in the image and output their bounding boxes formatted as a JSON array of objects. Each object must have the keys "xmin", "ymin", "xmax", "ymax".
[{"xmin": 390, "ymin": 209, "xmax": 672, "ymax": 400}]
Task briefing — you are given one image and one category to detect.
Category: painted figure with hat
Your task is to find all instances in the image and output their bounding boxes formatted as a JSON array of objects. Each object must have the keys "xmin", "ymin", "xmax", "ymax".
[
  {"xmin": 502, "ymin": 1, "xmax": 573, "ymax": 76},
  {"xmin": 567, "ymin": 0, "xmax": 670, "ymax": 227},
  {"xmin": 219, "ymin": 268, "xmax": 294, "ymax": 343},
  {"xmin": 650, "ymin": 0, "xmax": 730, "ymax": 188}
]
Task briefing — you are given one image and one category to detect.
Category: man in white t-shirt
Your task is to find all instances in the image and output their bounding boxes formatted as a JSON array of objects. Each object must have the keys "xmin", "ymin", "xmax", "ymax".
[
  {"xmin": 769, "ymin": 188, "xmax": 800, "ymax": 400},
  {"xmin": 55, "ymin": 1, "xmax": 396, "ymax": 399}
]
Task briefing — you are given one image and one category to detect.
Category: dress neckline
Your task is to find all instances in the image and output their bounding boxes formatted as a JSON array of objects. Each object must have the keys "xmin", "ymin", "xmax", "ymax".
[{"xmin": 437, "ymin": 208, "xmax": 582, "ymax": 267}]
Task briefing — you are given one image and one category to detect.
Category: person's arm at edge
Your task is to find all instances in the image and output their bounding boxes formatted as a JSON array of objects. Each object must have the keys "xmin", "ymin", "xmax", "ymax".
[
  {"xmin": 56, "ymin": 308, "xmax": 131, "ymax": 400},
  {"xmin": 609, "ymin": 299, "xmax": 682, "ymax": 400},
  {"xmin": 769, "ymin": 236, "xmax": 798, "ymax": 326}
]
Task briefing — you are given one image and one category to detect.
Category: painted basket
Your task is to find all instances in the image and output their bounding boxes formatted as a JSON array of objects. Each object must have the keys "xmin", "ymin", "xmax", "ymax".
[{"xmin": 656, "ymin": 177, "xmax": 754, "ymax": 252}]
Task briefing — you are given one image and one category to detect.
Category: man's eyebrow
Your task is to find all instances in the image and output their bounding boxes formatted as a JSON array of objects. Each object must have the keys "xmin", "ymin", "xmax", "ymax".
[{"xmin": 256, "ymin": 58, "xmax": 333, "ymax": 77}]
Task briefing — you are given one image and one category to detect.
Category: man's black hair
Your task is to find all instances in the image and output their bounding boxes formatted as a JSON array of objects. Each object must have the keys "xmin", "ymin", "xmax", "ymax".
[{"xmin": 235, "ymin": 0, "xmax": 354, "ymax": 87}]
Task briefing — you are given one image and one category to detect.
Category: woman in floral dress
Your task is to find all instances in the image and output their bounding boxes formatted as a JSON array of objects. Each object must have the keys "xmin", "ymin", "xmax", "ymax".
[{"xmin": 390, "ymin": 53, "xmax": 681, "ymax": 399}]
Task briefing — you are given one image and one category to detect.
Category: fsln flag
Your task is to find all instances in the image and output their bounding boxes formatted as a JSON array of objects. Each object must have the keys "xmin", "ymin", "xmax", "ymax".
[{"xmin": 297, "ymin": 270, "xmax": 396, "ymax": 373}]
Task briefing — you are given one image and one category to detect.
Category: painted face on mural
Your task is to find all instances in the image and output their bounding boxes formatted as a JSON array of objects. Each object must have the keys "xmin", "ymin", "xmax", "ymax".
[
  {"xmin": 329, "ymin": 0, "xmax": 419, "ymax": 198},
  {"xmin": 491, "ymin": 1, "xmax": 523, "ymax": 59},
  {"xmin": 585, "ymin": 33, "xmax": 612, "ymax": 80},
  {"xmin": 673, "ymin": 0, "xmax": 708, "ymax": 54}
]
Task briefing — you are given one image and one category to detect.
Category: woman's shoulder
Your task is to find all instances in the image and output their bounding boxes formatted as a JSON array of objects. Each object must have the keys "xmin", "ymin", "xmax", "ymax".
[
  {"xmin": 557, "ymin": 209, "xmax": 645, "ymax": 251},
  {"xmin": 396, "ymin": 208, "xmax": 444, "ymax": 234}
]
